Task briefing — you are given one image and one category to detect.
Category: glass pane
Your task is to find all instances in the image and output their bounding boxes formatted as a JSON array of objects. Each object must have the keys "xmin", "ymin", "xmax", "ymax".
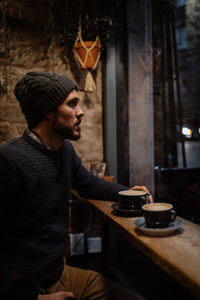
[
  {"xmin": 175, "ymin": 1, "xmax": 200, "ymax": 168},
  {"xmin": 153, "ymin": 0, "xmax": 200, "ymax": 169},
  {"xmin": 153, "ymin": 0, "xmax": 200, "ymax": 223}
]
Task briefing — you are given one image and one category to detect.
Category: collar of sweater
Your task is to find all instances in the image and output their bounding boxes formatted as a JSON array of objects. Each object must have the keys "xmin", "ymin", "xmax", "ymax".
[{"xmin": 22, "ymin": 130, "xmax": 64, "ymax": 156}]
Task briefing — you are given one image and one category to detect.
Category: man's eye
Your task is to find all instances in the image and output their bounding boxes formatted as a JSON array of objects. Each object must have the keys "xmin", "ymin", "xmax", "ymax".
[{"xmin": 68, "ymin": 100, "xmax": 77, "ymax": 107}]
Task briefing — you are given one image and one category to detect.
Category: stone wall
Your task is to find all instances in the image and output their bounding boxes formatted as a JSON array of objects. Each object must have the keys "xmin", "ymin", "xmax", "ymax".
[{"xmin": 0, "ymin": 0, "xmax": 104, "ymax": 163}]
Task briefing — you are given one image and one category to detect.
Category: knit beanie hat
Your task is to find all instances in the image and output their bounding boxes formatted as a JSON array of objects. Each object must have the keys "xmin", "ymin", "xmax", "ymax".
[{"xmin": 14, "ymin": 71, "xmax": 78, "ymax": 129}]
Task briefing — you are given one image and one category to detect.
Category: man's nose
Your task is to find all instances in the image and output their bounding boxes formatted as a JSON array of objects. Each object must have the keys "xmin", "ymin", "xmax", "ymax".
[{"xmin": 76, "ymin": 105, "xmax": 84, "ymax": 117}]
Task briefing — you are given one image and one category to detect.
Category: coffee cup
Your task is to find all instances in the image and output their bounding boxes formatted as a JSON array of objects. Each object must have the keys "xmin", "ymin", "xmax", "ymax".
[
  {"xmin": 118, "ymin": 190, "xmax": 147, "ymax": 210},
  {"xmin": 142, "ymin": 202, "xmax": 176, "ymax": 228}
]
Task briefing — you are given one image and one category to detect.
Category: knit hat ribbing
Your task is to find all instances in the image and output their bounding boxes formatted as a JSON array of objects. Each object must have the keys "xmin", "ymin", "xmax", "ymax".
[{"xmin": 14, "ymin": 72, "xmax": 78, "ymax": 129}]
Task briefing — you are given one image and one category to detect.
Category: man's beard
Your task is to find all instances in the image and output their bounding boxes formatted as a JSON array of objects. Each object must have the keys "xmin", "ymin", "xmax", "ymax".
[{"xmin": 51, "ymin": 118, "xmax": 81, "ymax": 141}]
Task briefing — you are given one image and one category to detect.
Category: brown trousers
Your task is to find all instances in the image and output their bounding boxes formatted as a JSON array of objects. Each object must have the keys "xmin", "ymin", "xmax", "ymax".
[{"xmin": 48, "ymin": 264, "xmax": 146, "ymax": 300}]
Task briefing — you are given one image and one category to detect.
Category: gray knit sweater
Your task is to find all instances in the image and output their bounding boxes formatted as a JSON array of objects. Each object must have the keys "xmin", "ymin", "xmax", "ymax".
[{"xmin": 0, "ymin": 131, "xmax": 128, "ymax": 300}]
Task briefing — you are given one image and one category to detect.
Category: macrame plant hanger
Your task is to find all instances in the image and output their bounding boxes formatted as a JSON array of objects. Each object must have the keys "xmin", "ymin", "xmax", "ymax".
[{"xmin": 73, "ymin": 9, "xmax": 101, "ymax": 92}]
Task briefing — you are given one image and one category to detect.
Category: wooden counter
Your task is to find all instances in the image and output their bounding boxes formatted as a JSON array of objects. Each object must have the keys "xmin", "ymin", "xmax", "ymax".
[{"xmin": 86, "ymin": 199, "xmax": 200, "ymax": 299}]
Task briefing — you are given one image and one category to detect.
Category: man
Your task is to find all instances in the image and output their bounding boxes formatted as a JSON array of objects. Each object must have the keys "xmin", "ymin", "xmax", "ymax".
[{"xmin": 0, "ymin": 72, "xmax": 152, "ymax": 300}]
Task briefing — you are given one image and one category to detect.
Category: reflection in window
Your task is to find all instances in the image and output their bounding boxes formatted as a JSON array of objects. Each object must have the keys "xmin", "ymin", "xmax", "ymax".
[
  {"xmin": 176, "ymin": 0, "xmax": 186, "ymax": 7},
  {"xmin": 176, "ymin": 27, "xmax": 187, "ymax": 49}
]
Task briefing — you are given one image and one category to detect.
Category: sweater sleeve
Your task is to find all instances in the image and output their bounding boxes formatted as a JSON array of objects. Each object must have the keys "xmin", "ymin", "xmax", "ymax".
[
  {"xmin": 70, "ymin": 147, "xmax": 129, "ymax": 200},
  {"xmin": 0, "ymin": 153, "xmax": 39, "ymax": 300}
]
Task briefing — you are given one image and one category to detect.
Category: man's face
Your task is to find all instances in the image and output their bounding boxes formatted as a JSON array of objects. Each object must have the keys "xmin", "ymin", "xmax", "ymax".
[{"xmin": 50, "ymin": 90, "xmax": 84, "ymax": 140}]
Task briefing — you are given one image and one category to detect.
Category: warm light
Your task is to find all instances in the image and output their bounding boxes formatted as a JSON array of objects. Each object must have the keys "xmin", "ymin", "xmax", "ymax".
[{"xmin": 182, "ymin": 127, "xmax": 192, "ymax": 138}]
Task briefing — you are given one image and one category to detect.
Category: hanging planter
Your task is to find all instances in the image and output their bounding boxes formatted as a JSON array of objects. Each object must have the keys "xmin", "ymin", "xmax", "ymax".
[
  {"xmin": 73, "ymin": 31, "xmax": 101, "ymax": 91},
  {"xmin": 74, "ymin": 40, "xmax": 101, "ymax": 70},
  {"xmin": 52, "ymin": 1, "xmax": 112, "ymax": 91}
]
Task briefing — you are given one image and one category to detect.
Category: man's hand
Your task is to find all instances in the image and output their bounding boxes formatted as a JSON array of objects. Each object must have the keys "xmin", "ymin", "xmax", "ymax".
[
  {"xmin": 130, "ymin": 186, "xmax": 153, "ymax": 203},
  {"xmin": 37, "ymin": 291, "xmax": 76, "ymax": 300}
]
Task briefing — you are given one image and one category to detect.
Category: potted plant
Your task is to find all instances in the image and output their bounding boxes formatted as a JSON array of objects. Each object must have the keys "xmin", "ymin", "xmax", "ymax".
[{"xmin": 51, "ymin": 0, "xmax": 112, "ymax": 69}]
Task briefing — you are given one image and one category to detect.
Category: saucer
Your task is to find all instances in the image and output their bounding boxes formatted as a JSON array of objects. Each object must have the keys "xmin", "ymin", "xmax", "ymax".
[
  {"xmin": 134, "ymin": 217, "xmax": 183, "ymax": 236},
  {"xmin": 111, "ymin": 203, "xmax": 142, "ymax": 216}
]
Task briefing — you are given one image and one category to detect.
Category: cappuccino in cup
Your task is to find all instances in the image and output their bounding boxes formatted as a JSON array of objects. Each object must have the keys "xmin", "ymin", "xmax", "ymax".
[
  {"xmin": 142, "ymin": 202, "xmax": 176, "ymax": 228},
  {"xmin": 118, "ymin": 190, "xmax": 147, "ymax": 210}
]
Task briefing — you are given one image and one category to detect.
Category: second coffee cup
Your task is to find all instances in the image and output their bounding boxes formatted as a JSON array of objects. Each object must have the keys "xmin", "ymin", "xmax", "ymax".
[
  {"xmin": 142, "ymin": 202, "xmax": 176, "ymax": 228},
  {"xmin": 118, "ymin": 190, "xmax": 147, "ymax": 210}
]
